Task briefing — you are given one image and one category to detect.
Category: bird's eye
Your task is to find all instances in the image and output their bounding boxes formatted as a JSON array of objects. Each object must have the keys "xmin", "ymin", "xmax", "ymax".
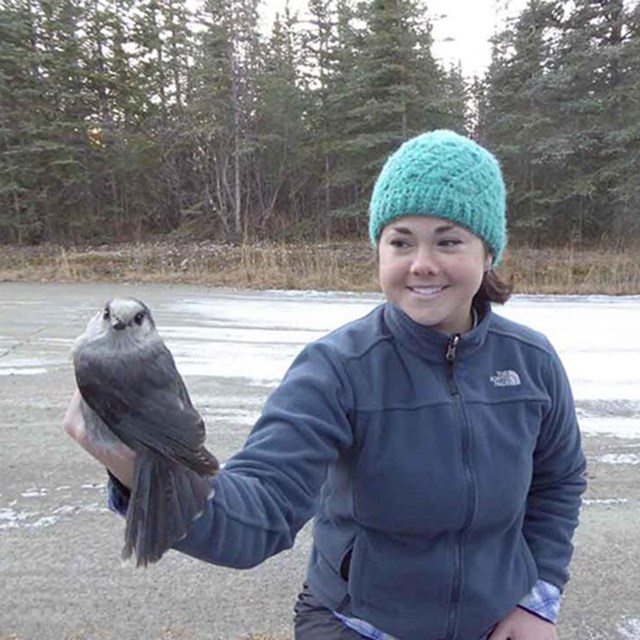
[
  {"xmin": 134, "ymin": 312, "xmax": 145, "ymax": 325},
  {"xmin": 103, "ymin": 308, "xmax": 110, "ymax": 320}
]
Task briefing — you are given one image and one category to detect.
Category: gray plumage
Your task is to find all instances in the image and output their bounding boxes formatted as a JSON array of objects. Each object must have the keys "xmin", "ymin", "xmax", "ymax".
[{"xmin": 72, "ymin": 298, "xmax": 219, "ymax": 566}]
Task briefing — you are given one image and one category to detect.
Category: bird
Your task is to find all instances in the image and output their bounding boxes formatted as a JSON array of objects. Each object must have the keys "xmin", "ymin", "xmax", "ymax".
[{"xmin": 72, "ymin": 297, "xmax": 219, "ymax": 566}]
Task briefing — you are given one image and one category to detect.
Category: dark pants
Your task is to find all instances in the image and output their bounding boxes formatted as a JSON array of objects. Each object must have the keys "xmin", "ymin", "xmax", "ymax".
[
  {"xmin": 293, "ymin": 583, "xmax": 496, "ymax": 640},
  {"xmin": 294, "ymin": 584, "xmax": 363, "ymax": 639}
]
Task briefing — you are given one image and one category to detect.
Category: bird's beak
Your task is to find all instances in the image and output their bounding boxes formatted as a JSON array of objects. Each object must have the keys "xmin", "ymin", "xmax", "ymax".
[{"xmin": 112, "ymin": 319, "xmax": 127, "ymax": 331}]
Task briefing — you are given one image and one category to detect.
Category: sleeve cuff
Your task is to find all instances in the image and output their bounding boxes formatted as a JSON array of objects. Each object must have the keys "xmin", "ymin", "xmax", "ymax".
[
  {"xmin": 106, "ymin": 470, "xmax": 130, "ymax": 516},
  {"xmin": 518, "ymin": 579, "xmax": 561, "ymax": 623}
]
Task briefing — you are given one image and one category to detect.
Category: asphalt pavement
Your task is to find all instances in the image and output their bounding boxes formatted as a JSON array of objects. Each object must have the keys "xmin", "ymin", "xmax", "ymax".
[{"xmin": 0, "ymin": 282, "xmax": 638, "ymax": 640}]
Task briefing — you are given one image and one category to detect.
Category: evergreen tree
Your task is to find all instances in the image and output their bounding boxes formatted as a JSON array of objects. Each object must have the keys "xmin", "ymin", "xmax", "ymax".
[
  {"xmin": 437, "ymin": 63, "xmax": 470, "ymax": 133},
  {"xmin": 184, "ymin": 0, "xmax": 262, "ymax": 241},
  {"xmin": 610, "ymin": 1, "xmax": 640, "ymax": 236},
  {"xmin": 253, "ymin": 3, "xmax": 307, "ymax": 236},
  {"xmin": 0, "ymin": 0, "xmax": 44, "ymax": 242},
  {"xmin": 480, "ymin": 0, "xmax": 640, "ymax": 244},
  {"xmin": 335, "ymin": 0, "xmax": 446, "ymax": 226},
  {"xmin": 542, "ymin": 0, "xmax": 628, "ymax": 241},
  {"xmin": 299, "ymin": 0, "xmax": 342, "ymax": 234},
  {"xmin": 478, "ymin": 0, "xmax": 561, "ymax": 240}
]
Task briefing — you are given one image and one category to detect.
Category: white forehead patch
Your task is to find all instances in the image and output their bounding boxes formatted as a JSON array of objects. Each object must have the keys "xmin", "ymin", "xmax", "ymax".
[{"xmin": 109, "ymin": 298, "xmax": 145, "ymax": 320}]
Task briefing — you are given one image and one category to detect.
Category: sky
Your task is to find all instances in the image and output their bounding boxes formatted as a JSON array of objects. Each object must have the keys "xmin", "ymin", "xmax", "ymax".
[
  {"xmin": 426, "ymin": 0, "xmax": 528, "ymax": 76},
  {"xmin": 260, "ymin": 0, "xmax": 528, "ymax": 78},
  {"xmin": 184, "ymin": 0, "xmax": 529, "ymax": 78}
]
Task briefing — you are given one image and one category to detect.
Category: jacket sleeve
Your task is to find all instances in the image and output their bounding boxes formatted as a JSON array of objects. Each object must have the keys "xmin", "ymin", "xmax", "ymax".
[
  {"xmin": 169, "ymin": 340, "xmax": 355, "ymax": 568},
  {"xmin": 524, "ymin": 345, "xmax": 587, "ymax": 591}
]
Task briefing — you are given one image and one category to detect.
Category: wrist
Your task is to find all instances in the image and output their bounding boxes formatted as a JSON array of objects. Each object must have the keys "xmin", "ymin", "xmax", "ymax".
[{"xmin": 517, "ymin": 605, "xmax": 556, "ymax": 624}]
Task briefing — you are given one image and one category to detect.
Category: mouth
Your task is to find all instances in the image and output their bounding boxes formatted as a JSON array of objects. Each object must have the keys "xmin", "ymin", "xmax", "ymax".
[{"xmin": 407, "ymin": 285, "xmax": 448, "ymax": 297}]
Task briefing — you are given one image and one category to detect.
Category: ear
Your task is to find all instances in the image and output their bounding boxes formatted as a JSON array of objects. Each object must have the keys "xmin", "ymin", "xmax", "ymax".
[{"xmin": 484, "ymin": 251, "xmax": 493, "ymax": 273}]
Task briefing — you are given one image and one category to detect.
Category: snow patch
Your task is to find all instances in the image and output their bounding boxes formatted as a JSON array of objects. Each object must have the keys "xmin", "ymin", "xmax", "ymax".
[
  {"xmin": 581, "ymin": 418, "xmax": 640, "ymax": 439},
  {"xmin": 21, "ymin": 487, "xmax": 48, "ymax": 497},
  {"xmin": 618, "ymin": 619, "xmax": 640, "ymax": 639},
  {"xmin": 596, "ymin": 454, "xmax": 640, "ymax": 465},
  {"xmin": 0, "ymin": 507, "xmax": 35, "ymax": 529},
  {"xmin": 582, "ymin": 498, "xmax": 628, "ymax": 506},
  {"xmin": 0, "ymin": 501, "xmax": 109, "ymax": 530},
  {"xmin": 0, "ymin": 367, "xmax": 48, "ymax": 376},
  {"xmin": 81, "ymin": 482, "xmax": 105, "ymax": 490}
]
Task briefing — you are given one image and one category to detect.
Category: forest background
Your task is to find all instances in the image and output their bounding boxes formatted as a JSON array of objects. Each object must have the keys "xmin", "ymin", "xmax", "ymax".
[{"xmin": 1, "ymin": 0, "xmax": 639, "ymax": 294}]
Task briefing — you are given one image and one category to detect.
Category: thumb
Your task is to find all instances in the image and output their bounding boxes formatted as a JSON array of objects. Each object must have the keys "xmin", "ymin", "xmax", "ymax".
[{"xmin": 62, "ymin": 388, "xmax": 86, "ymax": 440}]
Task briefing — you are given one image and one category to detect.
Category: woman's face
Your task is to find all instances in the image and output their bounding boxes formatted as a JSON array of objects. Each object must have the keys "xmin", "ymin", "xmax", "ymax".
[{"xmin": 378, "ymin": 215, "xmax": 491, "ymax": 334}]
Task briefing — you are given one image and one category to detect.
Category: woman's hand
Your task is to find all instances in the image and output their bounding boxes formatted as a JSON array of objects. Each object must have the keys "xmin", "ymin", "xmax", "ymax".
[
  {"xmin": 63, "ymin": 389, "xmax": 136, "ymax": 488},
  {"xmin": 489, "ymin": 607, "xmax": 558, "ymax": 640},
  {"xmin": 62, "ymin": 388, "xmax": 90, "ymax": 445}
]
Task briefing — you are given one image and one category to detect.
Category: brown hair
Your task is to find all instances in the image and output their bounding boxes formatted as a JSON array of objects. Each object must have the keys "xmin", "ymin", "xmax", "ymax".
[{"xmin": 473, "ymin": 269, "xmax": 513, "ymax": 306}]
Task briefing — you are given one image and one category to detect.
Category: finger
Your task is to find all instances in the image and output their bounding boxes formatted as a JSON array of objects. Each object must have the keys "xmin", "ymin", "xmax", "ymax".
[
  {"xmin": 62, "ymin": 388, "xmax": 85, "ymax": 439},
  {"xmin": 487, "ymin": 626, "xmax": 509, "ymax": 640}
]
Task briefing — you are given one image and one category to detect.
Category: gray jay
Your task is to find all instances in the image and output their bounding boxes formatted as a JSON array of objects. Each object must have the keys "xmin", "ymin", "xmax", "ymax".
[{"xmin": 72, "ymin": 298, "xmax": 219, "ymax": 566}]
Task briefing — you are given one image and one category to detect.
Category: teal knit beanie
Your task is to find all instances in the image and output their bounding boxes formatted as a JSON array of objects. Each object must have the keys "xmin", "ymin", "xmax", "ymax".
[{"xmin": 368, "ymin": 130, "xmax": 507, "ymax": 265}]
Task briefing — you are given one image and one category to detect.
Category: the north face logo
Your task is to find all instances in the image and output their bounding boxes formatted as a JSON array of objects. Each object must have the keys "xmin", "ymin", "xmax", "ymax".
[{"xmin": 490, "ymin": 370, "xmax": 521, "ymax": 387}]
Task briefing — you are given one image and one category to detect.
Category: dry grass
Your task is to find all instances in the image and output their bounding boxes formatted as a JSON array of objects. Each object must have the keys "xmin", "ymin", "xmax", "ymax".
[
  {"xmin": 1, "ymin": 239, "xmax": 639, "ymax": 295},
  {"xmin": 500, "ymin": 242, "xmax": 640, "ymax": 295},
  {"xmin": 0, "ymin": 240, "xmax": 378, "ymax": 291}
]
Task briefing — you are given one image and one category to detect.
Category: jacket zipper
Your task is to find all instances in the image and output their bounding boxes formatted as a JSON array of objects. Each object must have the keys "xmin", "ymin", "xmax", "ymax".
[{"xmin": 444, "ymin": 334, "xmax": 476, "ymax": 640}]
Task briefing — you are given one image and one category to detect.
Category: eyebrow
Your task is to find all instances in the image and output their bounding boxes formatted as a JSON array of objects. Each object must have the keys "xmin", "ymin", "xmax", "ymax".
[{"xmin": 389, "ymin": 224, "xmax": 457, "ymax": 235}]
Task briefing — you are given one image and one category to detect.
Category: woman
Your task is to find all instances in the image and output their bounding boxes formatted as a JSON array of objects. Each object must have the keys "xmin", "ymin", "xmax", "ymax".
[{"xmin": 64, "ymin": 130, "xmax": 586, "ymax": 640}]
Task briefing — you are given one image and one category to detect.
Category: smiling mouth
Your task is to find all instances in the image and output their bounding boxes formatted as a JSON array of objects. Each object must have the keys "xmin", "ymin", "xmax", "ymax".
[{"xmin": 407, "ymin": 285, "xmax": 448, "ymax": 296}]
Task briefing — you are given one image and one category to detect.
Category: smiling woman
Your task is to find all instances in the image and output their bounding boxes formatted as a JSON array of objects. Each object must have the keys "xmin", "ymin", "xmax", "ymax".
[
  {"xmin": 370, "ymin": 129, "xmax": 511, "ymax": 337},
  {"xmin": 64, "ymin": 130, "xmax": 585, "ymax": 640},
  {"xmin": 378, "ymin": 217, "xmax": 489, "ymax": 333}
]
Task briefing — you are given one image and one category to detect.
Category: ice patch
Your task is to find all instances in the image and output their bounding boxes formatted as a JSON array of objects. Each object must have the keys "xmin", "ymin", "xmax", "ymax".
[
  {"xmin": 81, "ymin": 503, "xmax": 109, "ymax": 514},
  {"xmin": 0, "ymin": 507, "xmax": 35, "ymax": 529},
  {"xmin": 581, "ymin": 417, "xmax": 640, "ymax": 439},
  {"xmin": 21, "ymin": 487, "xmax": 48, "ymax": 497},
  {"xmin": 0, "ymin": 367, "xmax": 48, "ymax": 376},
  {"xmin": 582, "ymin": 498, "xmax": 628, "ymax": 506},
  {"xmin": 81, "ymin": 482, "xmax": 106, "ymax": 490},
  {"xmin": 30, "ymin": 516, "xmax": 59, "ymax": 528},
  {"xmin": 0, "ymin": 502, "xmax": 109, "ymax": 530},
  {"xmin": 596, "ymin": 454, "xmax": 640, "ymax": 465},
  {"xmin": 618, "ymin": 618, "xmax": 640, "ymax": 639}
]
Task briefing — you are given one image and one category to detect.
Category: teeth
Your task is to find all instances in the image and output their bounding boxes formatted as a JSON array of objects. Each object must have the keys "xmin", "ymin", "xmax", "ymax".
[{"xmin": 410, "ymin": 286, "xmax": 443, "ymax": 295}]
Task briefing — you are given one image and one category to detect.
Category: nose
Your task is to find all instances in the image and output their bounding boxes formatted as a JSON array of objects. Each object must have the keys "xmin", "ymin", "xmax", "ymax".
[
  {"xmin": 410, "ymin": 246, "xmax": 439, "ymax": 276},
  {"xmin": 112, "ymin": 319, "xmax": 127, "ymax": 331}
]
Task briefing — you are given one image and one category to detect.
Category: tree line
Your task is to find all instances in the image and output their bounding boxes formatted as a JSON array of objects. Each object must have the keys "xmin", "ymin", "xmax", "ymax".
[{"xmin": 0, "ymin": 0, "xmax": 638, "ymax": 246}]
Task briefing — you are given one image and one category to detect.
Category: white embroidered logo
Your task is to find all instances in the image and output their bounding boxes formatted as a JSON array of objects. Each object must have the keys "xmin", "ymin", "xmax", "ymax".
[{"xmin": 490, "ymin": 370, "xmax": 522, "ymax": 387}]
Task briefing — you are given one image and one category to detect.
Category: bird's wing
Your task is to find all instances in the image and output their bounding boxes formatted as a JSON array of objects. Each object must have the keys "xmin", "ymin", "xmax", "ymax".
[{"xmin": 74, "ymin": 339, "xmax": 217, "ymax": 475}]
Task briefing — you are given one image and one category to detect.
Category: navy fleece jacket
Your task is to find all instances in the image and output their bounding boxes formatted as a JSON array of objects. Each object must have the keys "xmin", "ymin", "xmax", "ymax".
[{"xmin": 110, "ymin": 303, "xmax": 586, "ymax": 640}]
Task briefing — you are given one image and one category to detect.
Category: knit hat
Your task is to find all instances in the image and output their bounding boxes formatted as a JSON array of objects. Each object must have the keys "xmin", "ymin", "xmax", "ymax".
[{"xmin": 368, "ymin": 130, "xmax": 507, "ymax": 265}]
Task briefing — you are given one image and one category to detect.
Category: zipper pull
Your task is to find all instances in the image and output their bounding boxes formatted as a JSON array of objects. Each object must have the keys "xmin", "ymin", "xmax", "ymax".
[{"xmin": 445, "ymin": 334, "xmax": 460, "ymax": 363}]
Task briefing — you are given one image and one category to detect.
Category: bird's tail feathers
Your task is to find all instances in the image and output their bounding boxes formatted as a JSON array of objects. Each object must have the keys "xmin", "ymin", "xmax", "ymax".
[{"xmin": 123, "ymin": 451, "xmax": 214, "ymax": 567}]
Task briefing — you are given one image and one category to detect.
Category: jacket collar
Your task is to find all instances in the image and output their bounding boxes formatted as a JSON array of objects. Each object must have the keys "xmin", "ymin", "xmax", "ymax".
[{"xmin": 383, "ymin": 301, "xmax": 492, "ymax": 363}]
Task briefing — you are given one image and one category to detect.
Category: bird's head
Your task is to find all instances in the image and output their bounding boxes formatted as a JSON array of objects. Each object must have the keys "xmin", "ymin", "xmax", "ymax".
[
  {"xmin": 101, "ymin": 298, "xmax": 156, "ymax": 335},
  {"xmin": 76, "ymin": 297, "xmax": 157, "ymax": 348}
]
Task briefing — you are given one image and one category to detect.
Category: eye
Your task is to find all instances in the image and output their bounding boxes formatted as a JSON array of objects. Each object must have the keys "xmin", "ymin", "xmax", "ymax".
[
  {"xmin": 438, "ymin": 238, "xmax": 463, "ymax": 248},
  {"xmin": 134, "ymin": 312, "xmax": 145, "ymax": 325},
  {"xmin": 103, "ymin": 308, "xmax": 110, "ymax": 320},
  {"xmin": 390, "ymin": 238, "xmax": 411, "ymax": 249}
]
